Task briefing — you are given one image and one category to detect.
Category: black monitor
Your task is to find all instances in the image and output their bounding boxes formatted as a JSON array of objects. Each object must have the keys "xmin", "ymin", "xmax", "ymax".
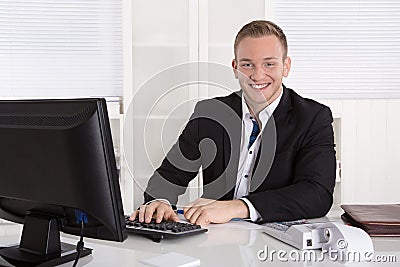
[{"xmin": 0, "ymin": 98, "xmax": 127, "ymax": 266}]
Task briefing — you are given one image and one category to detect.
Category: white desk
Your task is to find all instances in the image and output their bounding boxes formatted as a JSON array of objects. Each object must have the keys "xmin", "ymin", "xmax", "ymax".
[{"xmin": 1, "ymin": 213, "xmax": 400, "ymax": 267}]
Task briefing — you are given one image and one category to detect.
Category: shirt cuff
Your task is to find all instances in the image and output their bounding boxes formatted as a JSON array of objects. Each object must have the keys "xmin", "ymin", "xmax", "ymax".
[{"xmin": 240, "ymin": 198, "xmax": 262, "ymax": 222}]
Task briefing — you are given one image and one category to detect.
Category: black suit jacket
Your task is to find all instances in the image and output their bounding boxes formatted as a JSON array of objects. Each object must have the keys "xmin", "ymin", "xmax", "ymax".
[{"xmin": 144, "ymin": 85, "xmax": 336, "ymax": 222}]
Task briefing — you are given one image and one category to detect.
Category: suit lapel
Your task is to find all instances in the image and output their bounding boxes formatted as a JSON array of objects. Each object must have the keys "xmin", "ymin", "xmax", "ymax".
[{"xmin": 272, "ymin": 84, "xmax": 293, "ymax": 122}]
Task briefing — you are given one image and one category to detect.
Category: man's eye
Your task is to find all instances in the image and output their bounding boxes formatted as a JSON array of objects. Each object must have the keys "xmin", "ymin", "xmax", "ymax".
[
  {"xmin": 241, "ymin": 63, "xmax": 253, "ymax": 68},
  {"xmin": 265, "ymin": 63, "xmax": 275, "ymax": 67}
]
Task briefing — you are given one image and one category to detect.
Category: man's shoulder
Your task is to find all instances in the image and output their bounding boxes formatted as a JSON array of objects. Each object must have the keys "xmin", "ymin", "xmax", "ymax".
[
  {"xmin": 286, "ymin": 87, "xmax": 330, "ymax": 114},
  {"xmin": 198, "ymin": 91, "xmax": 240, "ymax": 105},
  {"xmin": 194, "ymin": 91, "xmax": 241, "ymax": 113}
]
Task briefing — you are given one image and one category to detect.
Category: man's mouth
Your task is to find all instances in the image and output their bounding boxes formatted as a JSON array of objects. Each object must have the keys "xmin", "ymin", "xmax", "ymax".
[{"xmin": 250, "ymin": 83, "xmax": 271, "ymax": 90}]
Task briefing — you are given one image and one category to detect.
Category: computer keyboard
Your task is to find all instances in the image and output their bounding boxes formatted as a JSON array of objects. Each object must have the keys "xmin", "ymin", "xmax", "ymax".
[{"xmin": 124, "ymin": 215, "xmax": 208, "ymax": 242}]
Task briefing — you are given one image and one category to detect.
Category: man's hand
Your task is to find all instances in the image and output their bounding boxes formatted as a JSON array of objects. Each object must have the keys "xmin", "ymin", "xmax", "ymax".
[
  {"xmin": 183, "ymin": 198, "xmax": 249, "ymax": 225},
  {"xmin": 130, "ymin": 200, "xmax": 179, "ymax": 223}
]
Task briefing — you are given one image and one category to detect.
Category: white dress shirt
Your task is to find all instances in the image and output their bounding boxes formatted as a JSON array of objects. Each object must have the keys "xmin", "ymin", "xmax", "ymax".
[{"xmin": 235, "ymin": 88, "xmax": 283, "ymax": 222}]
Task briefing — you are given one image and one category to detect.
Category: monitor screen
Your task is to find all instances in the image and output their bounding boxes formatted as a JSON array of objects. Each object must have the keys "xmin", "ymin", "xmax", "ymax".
[{"xmin": 0, "ymin": 98, "xmax": 127, "ymax": 266}]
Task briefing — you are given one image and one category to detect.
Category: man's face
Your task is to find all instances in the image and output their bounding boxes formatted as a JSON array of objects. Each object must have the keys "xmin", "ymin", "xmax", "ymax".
[{"xmin": 232, "ymin": 35, "xmax": 291, "ymax": 109}]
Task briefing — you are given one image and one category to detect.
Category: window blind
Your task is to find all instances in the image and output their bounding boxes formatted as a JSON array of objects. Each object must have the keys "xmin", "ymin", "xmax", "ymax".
[
  {"xmin": 266, "ymin": 0, "xmax": 400, "ymax": 98},
  {"xmin": 0, "ymin": 0, "xmax": 122, "ymax": 98}
]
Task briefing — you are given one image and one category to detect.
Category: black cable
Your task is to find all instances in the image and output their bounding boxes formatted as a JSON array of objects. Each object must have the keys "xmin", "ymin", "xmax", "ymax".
[{"xmin": 72, "ymin": 220, "xmax": 85, "ymax": 267}]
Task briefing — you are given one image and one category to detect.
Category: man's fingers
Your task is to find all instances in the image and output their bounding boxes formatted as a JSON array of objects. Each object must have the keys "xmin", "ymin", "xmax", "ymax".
[
  {"xmin": 172, "ymin": 214, "xmax": 180, "ymax": 222},
  {"xmin": 184, "ymin": 206, "xmax": 196, "ymax": 221},
  {"xmin": 165, "ymin": 210, "xmax": 179, "ymax": 222},
  {"xmin": 183, "ymin": 198, "xmax": 205, "ymax": 211},
  {"xmin": 155, "ymin": 207, "xmax": 165, "ymax": 223},
  {"xmin": 195, "ymin": 213, "xmax": 211, "ymax": 226},
  {"xmin": 144, "ymin": 204, "xmax": 156, "ymax": 223},
  {"xmin": 138, "ymin": 204, "xmax": 147, "ymax": 222},
  {"xmin": 155, "ymin": 203, "xmax": 178, "ymax": 223},
  {"xmin": 183, "ymin": 199, "xmax": 202, "ymax": 220},
  {"xmin": 135, "ymin": 201, "xmax": 179, "ymax": 223},
  {"xmin": 183, "ymin": 198, "xmax": 214, "ymax": 214},
  {"xmin": 187, "ymin": 208, "xmax": 203, "ymax": 224},
  {"xmin": 129, "ymin": 210, "xmax": 139, "ymax": 221},
  {"xmin": 183, "ymin": 201, "xmax": 196, "ymax": 214}
]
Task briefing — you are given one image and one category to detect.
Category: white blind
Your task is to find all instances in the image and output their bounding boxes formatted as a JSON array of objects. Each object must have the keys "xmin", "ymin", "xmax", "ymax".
[
  {"xmin": 266, "ymin": 0, "xmax": 400, "ymax": 98},
  {"xmin": 0, "ymin": 0, "xmax": 122, "ymax": 98}
]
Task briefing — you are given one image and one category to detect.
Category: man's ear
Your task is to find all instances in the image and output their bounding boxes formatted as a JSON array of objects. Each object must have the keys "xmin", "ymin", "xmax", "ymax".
[
  {"xmin": 232, "ymin": 59, "xmax": 238, "ymax": 79},
  {"xmin": 283, "ymin": 56, "xmax": 291, "ymax": 77}
]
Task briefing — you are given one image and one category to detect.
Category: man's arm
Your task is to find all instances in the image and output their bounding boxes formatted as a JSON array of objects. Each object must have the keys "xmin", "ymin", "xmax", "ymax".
[{"xmin": 245, "ymin": 106, "xmax": 336, "ymax": 222}]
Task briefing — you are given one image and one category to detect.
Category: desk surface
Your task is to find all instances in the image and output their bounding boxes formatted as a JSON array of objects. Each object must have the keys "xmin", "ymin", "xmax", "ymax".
[{"xmin": 1, "ymin": 211, "xmax": 400, "ymax": 267}]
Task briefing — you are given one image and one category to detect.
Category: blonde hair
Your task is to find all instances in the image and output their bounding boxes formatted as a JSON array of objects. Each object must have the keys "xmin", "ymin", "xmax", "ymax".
[{"xmin": 234, "ymin": 20, "xmax": 288, "ymax": 60}]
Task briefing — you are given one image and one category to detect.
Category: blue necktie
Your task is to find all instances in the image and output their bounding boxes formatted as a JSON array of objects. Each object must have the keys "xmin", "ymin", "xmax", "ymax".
[{"xmin": 248, "ymin": 119, "xmax": 260, "ymax": 149}]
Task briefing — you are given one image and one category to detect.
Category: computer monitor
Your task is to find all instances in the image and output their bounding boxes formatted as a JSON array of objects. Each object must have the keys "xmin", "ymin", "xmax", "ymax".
[{"xmin": 0, "ymin": 98, "xmax": 127, "ymax": 266}]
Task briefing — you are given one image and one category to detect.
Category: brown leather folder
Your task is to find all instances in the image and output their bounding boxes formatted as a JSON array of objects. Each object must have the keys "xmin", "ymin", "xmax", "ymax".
[{"xmin": 341, "ymin": 204, "xmax": 400, "ymax": 236}]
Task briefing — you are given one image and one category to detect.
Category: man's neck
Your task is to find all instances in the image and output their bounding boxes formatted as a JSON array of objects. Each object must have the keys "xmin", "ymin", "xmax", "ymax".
[{"xmin": 245, "ymin": 85, "xmax": 283, "ymax": 119}]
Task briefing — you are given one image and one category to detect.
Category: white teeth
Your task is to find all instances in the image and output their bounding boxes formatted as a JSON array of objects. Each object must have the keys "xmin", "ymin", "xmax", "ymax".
[{"xmin": 251, "ymin": 83, "xmax": 269, "ymax": 89}]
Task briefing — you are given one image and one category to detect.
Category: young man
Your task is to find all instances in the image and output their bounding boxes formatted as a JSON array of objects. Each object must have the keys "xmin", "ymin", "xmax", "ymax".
[{"xmin": 131, "ymin": 20, "xmax": 336, "ymax": 225}]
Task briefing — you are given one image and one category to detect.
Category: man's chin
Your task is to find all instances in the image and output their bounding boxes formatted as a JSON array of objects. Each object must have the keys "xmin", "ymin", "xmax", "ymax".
[{"xmin": 245, "ymin": 97, "xmax": 269, "ymax": 107}]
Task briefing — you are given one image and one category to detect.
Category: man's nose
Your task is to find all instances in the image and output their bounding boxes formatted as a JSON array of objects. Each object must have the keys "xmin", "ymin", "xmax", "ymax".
[{"xmin": 250, "ymin": 67, "xmax": 266, "ymax": 81}]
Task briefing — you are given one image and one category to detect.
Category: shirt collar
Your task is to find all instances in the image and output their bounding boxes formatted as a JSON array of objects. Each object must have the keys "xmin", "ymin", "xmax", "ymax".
[{"xmin": 241, "ymin": 86, "xmax": 283, "ymax": 127}]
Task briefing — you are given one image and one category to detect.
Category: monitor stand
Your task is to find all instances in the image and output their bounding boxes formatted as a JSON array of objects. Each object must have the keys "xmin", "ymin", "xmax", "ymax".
[{"xmin": 0, "ymin": 212, "xmax": 92, "ymax": 266}]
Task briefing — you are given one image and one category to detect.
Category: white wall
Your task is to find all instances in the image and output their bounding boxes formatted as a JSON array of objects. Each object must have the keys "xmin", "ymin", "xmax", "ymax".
[{"xmin": 318, "ymin": 99, "xmax": 400, "ymax": 205}]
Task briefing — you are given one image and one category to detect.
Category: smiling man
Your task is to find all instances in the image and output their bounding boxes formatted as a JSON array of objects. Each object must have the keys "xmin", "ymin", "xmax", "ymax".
[
  {"xmin": 131, "ymin": 20, "xmax": 336, "ymax": 225},
  {"xmin": 233, "ymin": 33, "xmax": 291, "ymax": 117}
]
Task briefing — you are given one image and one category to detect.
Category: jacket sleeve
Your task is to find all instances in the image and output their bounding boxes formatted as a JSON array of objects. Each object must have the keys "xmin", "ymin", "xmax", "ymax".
[{"xmin": 245, "ymin": 106, "xmax": 336, "ymax": 222}]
